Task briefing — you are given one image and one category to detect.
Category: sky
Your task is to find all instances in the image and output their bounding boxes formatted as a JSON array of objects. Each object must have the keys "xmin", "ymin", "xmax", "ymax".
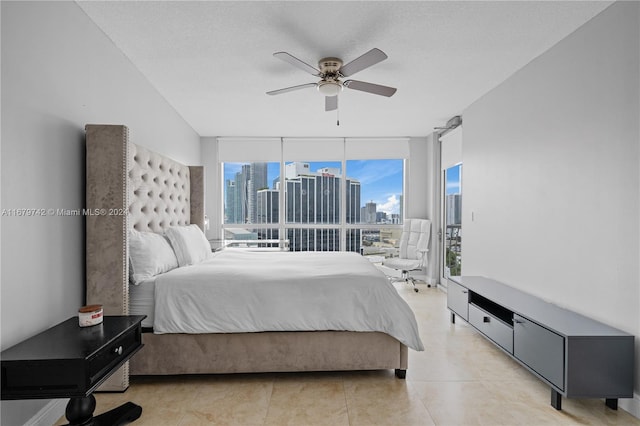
[
  {"xmin": 446, "ymin": 163, "xmax": 462, "ymax": 195},
  {"xmin": 224, "ymin": 160, "xmax": 404, "ymax": 214}
]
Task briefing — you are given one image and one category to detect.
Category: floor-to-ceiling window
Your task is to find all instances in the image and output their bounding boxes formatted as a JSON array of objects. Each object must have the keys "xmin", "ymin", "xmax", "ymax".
[
  {"xmin": 439, "ymin": 126, "xmax": 463, "ymax": 281},
  {"xmin": 222, "ymin": 161, "xmax": 281, "ymax": 245},
  {"xmin": 345, "ymin": 159, "xmax": 404, "ymax": 258},
  {"xmin": 218, "ymin": 138, "xmax": 281, "ymax": 249},
  {"xmin": 444, "ymin": 163, "xmax": 462, "ymax": 277},
  {"xmin": 218, "ymin": 138, "xmax": 408, "ymax": 253}
]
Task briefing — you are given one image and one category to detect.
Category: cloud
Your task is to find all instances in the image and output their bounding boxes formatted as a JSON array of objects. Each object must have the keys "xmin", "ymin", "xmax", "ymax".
[
  {"xmin": 378, "ymin": 194, "xmax": 400, "ymax": 214},
  {"xmin": 446, "ymin": 181, "xmax": 460, "ymax": 194}
]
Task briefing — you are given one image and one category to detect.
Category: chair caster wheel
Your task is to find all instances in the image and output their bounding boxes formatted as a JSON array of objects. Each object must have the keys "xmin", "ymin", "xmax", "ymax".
[{"xmin": 414, "ymin": 288, "xmax": 419, "ymax": 293}]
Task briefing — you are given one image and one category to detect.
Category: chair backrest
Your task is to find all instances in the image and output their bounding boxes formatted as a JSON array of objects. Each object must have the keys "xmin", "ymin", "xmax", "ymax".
[{"xmin": 398, "ymin": 218, "xmax": 431, "ymax": 261}]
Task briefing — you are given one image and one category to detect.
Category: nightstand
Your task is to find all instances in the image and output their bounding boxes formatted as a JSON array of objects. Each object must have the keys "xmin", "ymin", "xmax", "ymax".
[{"xmin": 1, "ymin": 315, "xmax": 146, "ymax": 425}]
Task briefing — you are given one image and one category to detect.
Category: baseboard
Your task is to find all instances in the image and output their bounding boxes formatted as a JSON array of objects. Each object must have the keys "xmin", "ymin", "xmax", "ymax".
[
  {"xmin": 25, "ymin": 399, "xmax": 67, "ymax": 426},
  {"xmin": 424, "ymin": 276, "xmax": 437, "ymax": 286},
  {"xmin": 619, "ymin": 393, "xmax": 640, "ymax": 419}
]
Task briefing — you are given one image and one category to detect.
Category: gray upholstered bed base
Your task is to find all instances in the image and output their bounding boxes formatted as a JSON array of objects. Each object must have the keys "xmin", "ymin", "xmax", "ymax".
[
  {"xmin": 130, "ymin": 331, "xmax": 407, "ymax": 376},
  {"xmin": 85, "ymin": 124, "xmax": 408, "ymax": 391}
]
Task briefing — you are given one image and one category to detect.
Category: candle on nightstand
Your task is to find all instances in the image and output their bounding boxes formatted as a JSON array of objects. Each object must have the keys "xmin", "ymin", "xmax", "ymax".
[{"xmin": 78, "ymin": 304, "xmax": 103, "ymax": 327}]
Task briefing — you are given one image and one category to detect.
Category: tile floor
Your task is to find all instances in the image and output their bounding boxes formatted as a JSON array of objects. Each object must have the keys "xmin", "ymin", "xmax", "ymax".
[{"xmin": 55, "ymin": 284, "xmax": 639, "ymax": 425}]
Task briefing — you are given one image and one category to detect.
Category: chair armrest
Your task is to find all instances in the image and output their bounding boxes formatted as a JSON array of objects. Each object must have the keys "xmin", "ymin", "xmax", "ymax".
[
  {"xmin": 416, "ymin": 248, "xmax": 429, "ymax": 267},
  {"xmin": 417, "ymin": 248, "xmax": 429, "ymax": 259}
]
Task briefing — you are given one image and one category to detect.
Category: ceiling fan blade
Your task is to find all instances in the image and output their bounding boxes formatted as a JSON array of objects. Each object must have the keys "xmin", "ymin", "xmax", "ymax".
[
  {"xmin": 339, "ymin": 48, "xmax": 388, "ymax": 77},
  {"xmin": 325, "ymin": 95, "xmax": 338, "ymax": 111},
  {"xmin": 266, "ymin": 83, "xmax": 317, "ymax": 96},
  {"xmin": 343, "ymin": 80, "xmax": 397, "ymax": 97},
  {"xmin": 273, "ymin": 52, "xmax": 321, "ymax": 76}
]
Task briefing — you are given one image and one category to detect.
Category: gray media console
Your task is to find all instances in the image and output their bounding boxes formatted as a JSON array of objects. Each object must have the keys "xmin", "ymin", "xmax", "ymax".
[{"xmin": 447, "ymin": 276, "xmax": 634, "ymax": 410}]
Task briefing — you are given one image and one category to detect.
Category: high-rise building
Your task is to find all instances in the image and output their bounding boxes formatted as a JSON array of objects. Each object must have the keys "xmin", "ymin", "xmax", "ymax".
[
  {"xmin": 224, "ymin": 162, "xmax": 268, "ymax": 224},
  {"xmin": 446, "ymin": 193, "xmax": 462, "ymax": 225},
  {"xmin": 285, "ymin": 162, "xmax": 360, "ymax": 251},
  {"xmin": 376, "ymin": 211, "xmax": 388, "ymax": 223},
  {"xmin": 363, "ymin": 201, "xmax": 377, "ymax": 224},
  {"xmin": 346, "ymin": 179, "xmax": 361, "ymax": 224},
  {"xmin": 256, "ymin": 188, "xmax": 279, "ymax": 240},
  {"xmin": 256, "ymin": 189, "xmax": 278, "ymax": 224},
  {"xmin": 248, "ymin": 162, "xmax": 268, "ymax": 223},
  {"xmin": 225, "ymin": 180, "xmax": 238, "ymax": 223}
]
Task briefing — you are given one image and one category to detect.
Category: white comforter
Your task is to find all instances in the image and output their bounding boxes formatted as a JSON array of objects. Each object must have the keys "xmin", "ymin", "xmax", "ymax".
[{"xmin": 153, "ymin": 250, "xmax": 424, "ymax": 351}]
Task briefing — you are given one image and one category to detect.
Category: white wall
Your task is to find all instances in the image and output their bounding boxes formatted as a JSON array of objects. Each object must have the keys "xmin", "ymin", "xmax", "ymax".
[
  {"xmin": 1, "ymin": 2, "xmax": 200, "ymax": 425},
  {"xmin": 462, "ymin": 1, "xmax": 639, "ymax": 414},
  {"xmin": 406, "ymin": 137, "xmax": 430, "ymax": 219},
  {"xmin": 201, "ymin": 137, "xmax": 221, "ymax": 240},
  {"xmin": 407, "ymin": 136, "xmax": 439, "ymax": 283},
  {"xmin": 440, "ymin": 127, "xmax": 462, "ymax": 171}
]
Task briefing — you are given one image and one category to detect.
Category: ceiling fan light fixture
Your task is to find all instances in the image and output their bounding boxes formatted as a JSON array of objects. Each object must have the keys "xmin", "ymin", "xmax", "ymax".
[{"xmin": 317, "ymin": 80, "xmax": 343, "ymax": 96}]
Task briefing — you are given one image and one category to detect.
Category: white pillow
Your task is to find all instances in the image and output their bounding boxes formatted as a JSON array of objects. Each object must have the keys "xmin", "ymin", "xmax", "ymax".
[
  {"xmin": 129, "ymin": 230, "xmax": 179, "ymax": 284},
  {"xmin": 164, "ymin": 224, "xmax": 212, "ymax": 267}
]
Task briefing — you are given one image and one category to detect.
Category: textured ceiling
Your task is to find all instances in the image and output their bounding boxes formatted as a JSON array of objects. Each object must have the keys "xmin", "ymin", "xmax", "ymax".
[{"xmin": 77, "ymin": 1, "xmax": 612, "ymax": 137}]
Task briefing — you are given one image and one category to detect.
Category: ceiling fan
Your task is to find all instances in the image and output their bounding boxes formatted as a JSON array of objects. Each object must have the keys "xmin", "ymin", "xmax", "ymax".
[{"xmin": 266, "ymin": 48, "xmax": 397, "ymax": 113}]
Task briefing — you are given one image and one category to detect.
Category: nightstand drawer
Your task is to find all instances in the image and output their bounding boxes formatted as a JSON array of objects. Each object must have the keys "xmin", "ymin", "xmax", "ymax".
[{"xmin": 88, "ymin": 324, "xmax": 142, "ymax": 387}]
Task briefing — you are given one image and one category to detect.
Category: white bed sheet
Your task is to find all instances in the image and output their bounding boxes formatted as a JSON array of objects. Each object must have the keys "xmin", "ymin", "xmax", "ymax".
[
  {"xmin": 153, "ymin": 250, "xmax": 424, "ymax": 351},
  {"xmin": 129, "ymin": 277, "xmax": 156, "ymax": 328}
]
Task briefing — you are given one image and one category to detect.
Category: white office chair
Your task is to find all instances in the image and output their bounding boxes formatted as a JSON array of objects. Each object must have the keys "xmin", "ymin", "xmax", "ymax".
[{"xmin": 382, "ymin": 218, "xmax": 431, "ymax": 292}]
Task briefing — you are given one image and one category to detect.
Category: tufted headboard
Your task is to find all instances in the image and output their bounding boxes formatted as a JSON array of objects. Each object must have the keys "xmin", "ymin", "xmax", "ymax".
[
  {"xmin": 85, "ymin": 124, "xmax": 204, "ymax": 390},
  {"xmin": 128, "ymin": 142, "xmax": 192, "ymax": 232}
]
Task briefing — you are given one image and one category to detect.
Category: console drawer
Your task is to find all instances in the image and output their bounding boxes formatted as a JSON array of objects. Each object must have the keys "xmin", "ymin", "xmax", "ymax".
[
  {"xmin": 469, "ymin": 303, "xmax": 513, "ymax": 353},
  {"xmin": 513, "ymin": 314, "xmax": 565, "ymax": 390},
  {"xmin": 447, "ymin": 279, "xmax": 469, "ymax": 321}
]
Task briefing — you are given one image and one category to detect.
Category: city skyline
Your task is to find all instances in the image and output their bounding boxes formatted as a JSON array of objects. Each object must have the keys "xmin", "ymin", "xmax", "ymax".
[{"xmin": 224, "ymin": 159, "xmax": 403, "ymax": 215}]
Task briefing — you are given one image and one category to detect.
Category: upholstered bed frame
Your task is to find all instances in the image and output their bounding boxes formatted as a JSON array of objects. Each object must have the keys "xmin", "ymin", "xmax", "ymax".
[{"xmin": 85, "ymin": 124, "xmax": 408, "ymax": 391}]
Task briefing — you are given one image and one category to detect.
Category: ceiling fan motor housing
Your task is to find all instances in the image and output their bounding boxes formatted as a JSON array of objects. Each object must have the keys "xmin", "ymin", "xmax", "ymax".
[
  {"xmin": 317, "ymin": 57, "xmax": 344, "ymax": 96},
  {"xmin": 318, "ymin": 57, "xmax": 343, "ymax": 75}
]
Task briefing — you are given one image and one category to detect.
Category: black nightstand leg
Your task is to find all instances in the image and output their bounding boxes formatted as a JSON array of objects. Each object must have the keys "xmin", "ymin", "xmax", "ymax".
[
  {"xmin": 93, "ymin": 401, "xmax": 142, "ymax": 425},
  {"xmin": 65, "ymin": 395, "xmax": 96, "ymax": 425},
  {"xmin": 64, "ymin": 395, "xmax": 142, "ymax": 426}
]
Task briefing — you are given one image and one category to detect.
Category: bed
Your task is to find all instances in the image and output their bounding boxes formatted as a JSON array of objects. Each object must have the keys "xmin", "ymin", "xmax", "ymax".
[{"xmin": 85, "ymin": 124, "xmax": 423, "ymax": 391}]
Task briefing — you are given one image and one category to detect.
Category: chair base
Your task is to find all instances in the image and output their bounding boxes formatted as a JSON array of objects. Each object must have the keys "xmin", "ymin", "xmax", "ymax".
[{"xmin": 390, "ymin": 271, "xmax": 430, "ymax": 293}]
